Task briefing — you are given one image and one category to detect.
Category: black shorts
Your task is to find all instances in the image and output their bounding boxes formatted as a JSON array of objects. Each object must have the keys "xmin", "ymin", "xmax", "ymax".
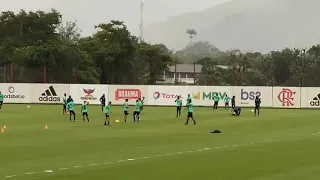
[
  {"xmin": 133, "ymin": 111, "xmax": 140, "ymax": 116},
  {"xmin": 214, "ymin": 101, "xmax": 218, "ymax": 106},
  {"xmin": 82, "ymin": 112, "xmax": 88, "ymax": 116},
  {"xmin": 124, "ymin": 111, "xmax": 129, "ymax": 115},
  {"xmin": 0, "ymin": 101, "xmax": 2, "ymax": 105},
  {"xmin": 255, "ymin": 105, "xmax": 260, "ymax": 109},
  {"xmin": 177, "ymin": 106, "xmax": 182, "ymax": 111},
  {"xmin": 101, "ymin": 103, "xmax": 105, "ymax": 106},
  {"xmin": 187, "ymin": 112, "xmax": 193, "ymax": 118},
  {"xmin": 105, "ymin": 113, "xmax": 110, "ymax": 117},
  {"xmin": 69, "ymin": 110, "xmax": 75, "ymax": 115},
  {"xmin": 63, "ymin": 104, "xmax": 66, "ymax": 108},
  {"xmin": 225, "ymin": 102, "xmax": 229, "ymax": 106}
]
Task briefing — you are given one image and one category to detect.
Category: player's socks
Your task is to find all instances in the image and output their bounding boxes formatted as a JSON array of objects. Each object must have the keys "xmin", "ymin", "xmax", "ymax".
[{"xmin": 133, "ymin": 116, "xmax": 136, "ymax": 122}]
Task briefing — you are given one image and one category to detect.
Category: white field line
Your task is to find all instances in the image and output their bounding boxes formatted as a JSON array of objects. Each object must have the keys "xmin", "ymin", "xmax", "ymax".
[{"xmin": 4, "ymin": 139, "xmax": 275, "ymax": 178}]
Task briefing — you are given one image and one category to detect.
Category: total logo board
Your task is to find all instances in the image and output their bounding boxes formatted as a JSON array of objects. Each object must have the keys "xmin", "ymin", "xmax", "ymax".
[
  {"xmin": 39, "ymin": 86, "xmax": 60, "ymax": 102},
  {"xmin": 153, "ymin": 91, "xmax": 182, "ymax": 99}
]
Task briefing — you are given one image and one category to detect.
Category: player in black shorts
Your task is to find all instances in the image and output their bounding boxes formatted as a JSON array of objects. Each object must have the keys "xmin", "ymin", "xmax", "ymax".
[
  {"xmin": 100, "ymin": 94, "xmax": 106, "ymax": 112},
  {"xmin": 123, "ymin": 99, "xmax": 129, "ymax": 122},
  {"xmin": 231, "ymin": 96, "xmax": 236, "ymax": 109},
  {"xmin": 133, "ymin": 100, "xmax": 141, "ymax": 122},
  {"xmin": 254, "ymin": 96, "xmax": 261, "ymax": 116}
]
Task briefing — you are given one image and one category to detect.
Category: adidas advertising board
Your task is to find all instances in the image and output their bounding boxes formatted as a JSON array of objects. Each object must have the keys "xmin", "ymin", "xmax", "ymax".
[
  {"xmin": 300, "ymin": 87, "xmax": 320, "ymax": 108},
  {"xmin": 69, "ymin": 84, "xmax": 108, "ymax": 104},
  {"xmin": 0, "ymin": 83, "xmax": 30, "ymax": 103},
  {"xmin": 30, "ymin": 84, "xmax": 70, "ymax": 103}
]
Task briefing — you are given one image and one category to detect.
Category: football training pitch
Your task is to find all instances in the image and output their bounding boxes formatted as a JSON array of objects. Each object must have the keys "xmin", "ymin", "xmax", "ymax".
[{"xmin": 1, "ymin": 104, "xmax": 320, "ymax": 180}]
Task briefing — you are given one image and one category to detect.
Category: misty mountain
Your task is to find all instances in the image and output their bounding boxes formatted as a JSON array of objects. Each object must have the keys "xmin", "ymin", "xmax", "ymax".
[{"xmin": 143, "ymin": 0, "xmax": 320, "ymax": 52}]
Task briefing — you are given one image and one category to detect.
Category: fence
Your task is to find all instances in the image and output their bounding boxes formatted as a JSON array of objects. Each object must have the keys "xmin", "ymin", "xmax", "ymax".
[{"xmin": 0, "ymin": 83, "xmax": 319, "ymax": 108}]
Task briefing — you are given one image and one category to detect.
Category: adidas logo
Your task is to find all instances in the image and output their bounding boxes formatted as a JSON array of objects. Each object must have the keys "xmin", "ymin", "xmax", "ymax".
[
  {"xmin": 39, "ymin": 86, "xmax": 61, "ymax": 102},
  {"xmin": 310, "ymin": 94, "xmax": 320, "ymax": 106}
]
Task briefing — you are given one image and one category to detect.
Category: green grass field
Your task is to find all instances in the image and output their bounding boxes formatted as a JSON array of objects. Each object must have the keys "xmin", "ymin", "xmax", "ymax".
[{"xmin": 1, "ymin": 104, "xmax": 320, "ymax": 180}]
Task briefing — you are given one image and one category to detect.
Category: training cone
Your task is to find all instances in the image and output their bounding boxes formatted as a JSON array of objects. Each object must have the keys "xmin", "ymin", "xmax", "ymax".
[
  {"xmin": 44, "ymin": 125, "xmax": 48, "ymax": 130},
  {"xmin": 115, "ymin": 120, "xmax": 120, "ymax": 123},
  {"xmin": 3, "ymin": 125, "xmax": 6, "ymax": 129},
  {"xmin": 1, "ymin": 128, "xmax": 5, "ymax": 133}
]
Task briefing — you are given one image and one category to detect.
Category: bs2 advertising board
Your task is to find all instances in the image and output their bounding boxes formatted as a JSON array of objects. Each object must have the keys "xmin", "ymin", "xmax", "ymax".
[
  {"xmin": 0, "ymin": 83, "xmax": 30, "ymax": 103},
  {"xmin": 69, "ymin": 84, "xmax": 108, "ymax": 104},
  {"xmin": 30, "ymin": 84, "xmax": 70, "ymax": 104},
  {"xmin": 231, "ymin": 86, "xmax": 273, "ymax": 107},
  {"xmin": 148, "ymin": 85, "xmax": 188, "ymax": 106},
  {"xmin": 108, "ymin": 85, "xmax": 148, "ymax": 105},
  {"xmin": 272, "ymin": 87, "xmax": 300, "ymax": 108}
]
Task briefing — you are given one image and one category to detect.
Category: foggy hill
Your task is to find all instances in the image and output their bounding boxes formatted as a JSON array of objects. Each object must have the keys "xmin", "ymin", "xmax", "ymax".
[{"xmin": 143, "ymin": 0, "xmax": 320, "ymax": 52}]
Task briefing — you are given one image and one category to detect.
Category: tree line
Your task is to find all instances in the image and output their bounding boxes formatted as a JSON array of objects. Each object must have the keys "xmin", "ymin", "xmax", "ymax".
[{"xmin": 0, "ymin": 9, "xmax": 320, "ymax": 87}]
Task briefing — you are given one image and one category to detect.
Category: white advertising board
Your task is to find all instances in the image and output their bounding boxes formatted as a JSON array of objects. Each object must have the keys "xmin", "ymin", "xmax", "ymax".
[
  {"xmin": 231, "ymin": 86, "xmax": 273, "ymax": 107},
  {"xmin": 69, "ymin": 84, "xmax": 108, "ymax": 104},
  {"xmin": 195, "ymin": 86, "xmax": 231, "ymax": 106},
  {"xmin": 148, "ymin": 85, "xmax": 190, "ymax": 106},
  {"xmin": 300, "ymin": 87, "xmax": 320, "ymax": 108},
  {"xmin": 0, "ymin": 83, "xmax": 30, "ymax": 103},
  {"xmin": 108, "ymin": 85, "xmax": 148, "ymax": 105},
  {"xmin": 30, "ymin": 84, "xmax": 70, "ymax": 104},
  {"xmin": 272, "ymin": 87, "xmax": 301, "ymax": 108}
]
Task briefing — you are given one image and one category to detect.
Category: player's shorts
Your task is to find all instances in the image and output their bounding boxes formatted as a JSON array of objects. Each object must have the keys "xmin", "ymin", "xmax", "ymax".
[
  {"xmin": 133, "ymin": 111, "xmax": 140, "ymax": 116},
  {"xmin": 69, "ymin": 110, "xmax": 75, "ymax": 115},
  {"xmin": 187, "ymin": 112, "xmax": 193, "ymax": 118},
  {"xmin": 225, "ymin": 102, "xmax": 229, "ymax": 106},
  {"xmin": 0, "ymin": 101, "xmax": 3, "ymax": 105},
  {"xmin": 177, "ymin": 106, "xmax": 182, "ymax": 111},
  {"xmin": 105, "ymin": 113, "xmax": 110, "ymax": 117},
  {"xmin": 101, "ymin": 103, "xmax": 105, "ymax": 106},
  {"xmin": 255, "ymin": 105, "xmax": 260, "ymax": 109},
  {"xmin": 82, "ymin": 112, "xmax": 88, "ymax": 116},
  {"xmin": 214, "ymin": 101, "xmax": 218, "ymax": 106},
  {"xmin": 124, "ymin": 111, "xmax": 129, "ymax": 115}
]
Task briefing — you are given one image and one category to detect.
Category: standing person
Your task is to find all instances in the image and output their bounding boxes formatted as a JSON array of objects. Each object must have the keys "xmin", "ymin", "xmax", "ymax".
[
  {"xmin": 175, "ymin": 96, "xmax": 183, "ymax": 118},
  {"xmin": 67, "ymin": 100, "xmax": 76, "ymax": 122},
  {"xmin": 104, "ymin": 101, "xmax": 112, "ymax": 126},
  {"xmin": 224, "ymin": 95, "xmax": 230, "ymax": 110},
  {"xmin": 185, "ymin": 99, "xmax": 196, "ymax": 125},
  {"xmin": 100, "ymin": 94, "xmax": 106, "ymax": 112},
  {"xmin": 123, "ymin": 99, "xmax": 129, "ymax": 122},
  {"xmin": 66, "ymin": 95, "xmax": 73, "ymax": 115},
  {"xmin": 81, "ymin": 101, "xmax": 90, "ymax": 122},
  {"xmin": 62, "ymin": 93, "xmax": 67, "ymax": 115},
  {"xmin": 186, "ymin": 94, "xmax": 192, "ymax": 105},
  {"xmin": 213, "ymin": 93, "xmax": 220, "ymax": 110},
  {"xmin": 231, "ymin": 96, "xmax": 236, "ymax": 109},
  {"xmin": 140, "ymin": 97, "xmax": 145, "ymax": 111},
  {"xmin": 0, "ymin": 91, "xmax": 3, "ymax": 110},
  {"xmin": 254, "ymin": 96, "xmax": 261, "ymax": 116},
  {"xmin": 133, "ymin": 100, "xmax": 141, "ymax": 123}
]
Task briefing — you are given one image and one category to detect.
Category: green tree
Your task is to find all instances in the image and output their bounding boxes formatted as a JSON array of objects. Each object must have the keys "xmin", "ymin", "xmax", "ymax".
[{"xmin": 185, "ymin": 29, "xmax": 197, "ymax": 44}]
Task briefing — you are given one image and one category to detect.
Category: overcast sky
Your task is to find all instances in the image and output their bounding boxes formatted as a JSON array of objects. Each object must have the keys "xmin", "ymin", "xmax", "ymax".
[{"xmin": 0, "ymin": 0, "xmax": 232, "ymax": 35}]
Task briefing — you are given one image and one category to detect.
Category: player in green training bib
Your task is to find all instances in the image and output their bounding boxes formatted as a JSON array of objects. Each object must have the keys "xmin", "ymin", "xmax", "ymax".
[
  {"xmin": 224, "ymin": 95, "xmax": 230, "ymax": 110},
  {"xmin": 63, "ymin": 93, "xmax": 67, "ymax": 114},
  {"xmin": 133, "ymin": 100, "xmax": 141, "ymax": 122},
  {"xmin": 185, "ymin": 99, "xmax": 196, "ymax": 125},
  {"xmin": 0, "ymin": 91, "xmax": 4, "ymax": 110},
  {"xmin": 175, "ymin": 96, "xmax": 183, "ymax": 118},
  {"xmin": 67, "ymin": 100, "xmax": 76, "ymax": 122},
  {"xmin": 81, "ymin": 101, "xmax": 90, "ymax": 122},
  {"xmin": 104, "ymin": 101, "xmax": 112, "ymax": 126},
  {"xmin": 213, "ymin": 93, "xmax": 220, "ymax": 110},
  {"xmin": 123, "ymin": 99, "xmax": 129, "ymax": 122}
]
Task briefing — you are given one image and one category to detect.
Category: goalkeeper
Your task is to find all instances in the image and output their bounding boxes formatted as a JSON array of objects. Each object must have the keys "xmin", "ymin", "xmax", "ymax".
[{"xmin": 230, "ymin": 106, "xmax": 241, "ymax": 116}]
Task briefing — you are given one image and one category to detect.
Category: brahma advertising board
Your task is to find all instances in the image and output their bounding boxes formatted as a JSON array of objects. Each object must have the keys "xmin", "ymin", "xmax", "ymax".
[{"xmin": 109, "ymin": 85, "xmax": 148, "ymax": 105}]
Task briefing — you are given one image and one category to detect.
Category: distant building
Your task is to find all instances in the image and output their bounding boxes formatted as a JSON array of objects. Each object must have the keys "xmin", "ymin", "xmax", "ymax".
[{"xmin": 159, "ymin": 64, "xmax": 202, "ymax": 84}]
